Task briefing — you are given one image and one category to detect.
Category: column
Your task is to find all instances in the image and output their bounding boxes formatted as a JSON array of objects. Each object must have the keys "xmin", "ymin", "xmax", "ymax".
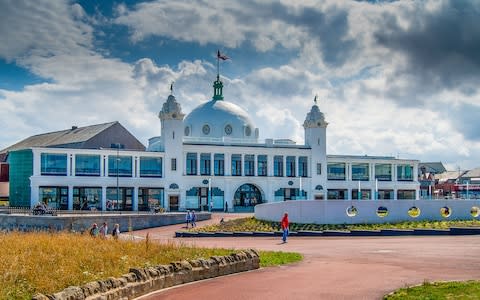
[
  {"xmin": 68, "ymin": 186, "xmax": 73, "ymax": 210},
  {"xmin": 347, "ymin": 188, "xmax": 352, "ymax": 200},
  {"xmin": 133, "ymin": 186, "xmax": 139, "ymax": 211},
  {"xmin": 393, "ymin": 188, "xmax": 398, "ymax": 200},
  {"xmin": 225, "ymin": 153, "xmax": 231, "ymax": 176},
  {"xmin": 283, "ymin": 156, "xmax": 286, "ymax": 177},
  {"xmin": 102, "ymin": 186, "xmax": 107, "ymax": 211},
  {"xmin": 267, "ymin": 155, "xmax": 274, "ymax": 177},
  {"xmin": 100, "ymin": 155, "xmax": 105, "ymax": 177},
  {"xmin": 30, "ymin": 185, "xmax": 39, "ymax": 207},
  {"xmin": 67, "ymin": 154, "xmax": 72, "ymax": 177}
]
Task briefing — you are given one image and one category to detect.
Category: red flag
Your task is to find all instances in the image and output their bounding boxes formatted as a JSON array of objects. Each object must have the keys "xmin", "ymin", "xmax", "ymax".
[{"xmin": 217, "ymin": 50, "xmax": 229, "ymax": 60}]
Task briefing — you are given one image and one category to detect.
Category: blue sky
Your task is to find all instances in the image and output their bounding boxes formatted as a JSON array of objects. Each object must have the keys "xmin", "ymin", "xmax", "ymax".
[{"xmin": 0, "ymin": 0, "xmax": 480, "ymax": 170}]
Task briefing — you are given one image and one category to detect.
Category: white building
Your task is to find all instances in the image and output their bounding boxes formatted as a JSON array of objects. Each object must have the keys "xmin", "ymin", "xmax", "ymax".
[{"xmin": 5, "ymin": 75, "xmax": 419, "ymax": 212}]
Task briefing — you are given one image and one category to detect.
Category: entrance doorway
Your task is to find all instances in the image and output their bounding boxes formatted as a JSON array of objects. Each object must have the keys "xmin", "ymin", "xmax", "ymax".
[
  {"xmin": 169, "ymin": 195, "xmax": 179, "ymax": 211},
  {"xmin": 234, "ymin": 184, "xmax": 263, "ymax": 211}
]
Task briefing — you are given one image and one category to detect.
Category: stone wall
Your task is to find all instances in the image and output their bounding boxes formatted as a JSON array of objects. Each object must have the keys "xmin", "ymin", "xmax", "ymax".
[
  {"xmin": 32, "ymin": 249, "xmax": 259, "ymax": 300},
  {"xmin": 0, "ymin": 212, "xmax": 210, "ymax": 233}
]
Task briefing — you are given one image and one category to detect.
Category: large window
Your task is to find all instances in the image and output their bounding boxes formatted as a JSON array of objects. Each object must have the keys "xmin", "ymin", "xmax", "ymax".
[
  {"xmin": 138, "ymin": 188, "xmax": 164, "ymax": 211},
  {"xmin": 397, "ymin": 165, "xmax": 413, "ymax": 181},
  {"xmin": 231, "ymin": 154, "xmax": 242, "ymax": 176},
  {"xmin": 186, "ymin": 152, "xmax": 197, "ymax": 175},
  {"xmin": 39, "ymin": 186, "xmax": 68, "ymax": 209},
  {"xmin": 41, "ymin": 153, "xmax": 67, "ymax": 176},
  {"xmin": 286, "ymin": 156, "xmax": 296, "ymax": 177},
  {"xmin": 352, "ymin": 163, "xmax": 369, "ymax": 181},
  {"xmin": 214, "ymin": 154, "xmax": 224, "ymax": 176},
  {"xmin": 140, "ymin": 157, "xmax": 162, "ymax": 177},
  {"xmin": 274, "ymin": 155, "xmax": 284, "ymax": 177},
  {"xmin": 73, "ymin": 187, "xmax": 101, "ymax": 210},
  {"xmin": 299, "ymin": 156, "xmax": 308, "ymax": 177},
  {"xmin": 397, "ymin": 189, "xmax": 416, "ymax": 199},
  {"xmin": 327, "ymin": 189, "xmax": 347, "ymax": 200},
  {"xmin": 352, "ymin": 189, "xmax": 371, "ymax": 200},
  {"xmin": 171, "ymin": 158, "xmax": 177, "ymax": 171},
  {"xmin": 200, "ymin": 153, "xmax": 211, "ymax": 175},
  {"xmin": 327, "ymin": 163, "xmax": 346, "ymax": 180},
  {"xmin": 75, "ymin": 154, "xmax": 100, "ymax": 176},
  {"xmin": 108, "ymin": 155, "xmax": 132, "ymax": 177},
  {"xmin": 317, "ymin": 163, "xmax": 322, "ymax": 175},
  {"xmin": 375, "ymin": 164, "xmax": 392, "ymax": 181},
  {"xmin": 107, "ymin": 187, "xmax": 133, "ymax": 210},
  {"xmin": 244, "ymin": 155, "xmax": 254, "ymax": 176},
  {"xmin": 378, "ymin": 189, "xmax": 394, "ymax": 200},
  {"xmin": 257, "ymin": 155, "xmax": 267, "ymax": 176}
]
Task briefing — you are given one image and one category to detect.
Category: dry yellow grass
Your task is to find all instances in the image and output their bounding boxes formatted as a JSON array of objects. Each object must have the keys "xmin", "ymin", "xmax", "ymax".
[{"xmin": 0, "ymin": 231, "xmax": 232, "ymax": 299}]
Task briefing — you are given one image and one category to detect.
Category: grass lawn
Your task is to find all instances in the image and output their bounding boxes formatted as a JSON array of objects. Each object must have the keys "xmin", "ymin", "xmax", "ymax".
[
  {"xmin": 0, "ymin": 231, "xmax": 302, "ymax": 299},
  {"xmin": 189, "ymin": 217, "xmax": 480, "ymax": 233},
  {"xmin": 384, "ymin": 281, "xmax": 480, "ymax": 299}
]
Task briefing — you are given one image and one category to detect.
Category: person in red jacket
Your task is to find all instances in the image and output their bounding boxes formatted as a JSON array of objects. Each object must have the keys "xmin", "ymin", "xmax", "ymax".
[{"xmin": 281, "ymin": 212, "xmax": 289, "ymax": 243}]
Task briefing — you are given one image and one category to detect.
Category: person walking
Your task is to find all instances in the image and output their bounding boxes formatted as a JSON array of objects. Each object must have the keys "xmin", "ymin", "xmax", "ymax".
[
  {"xmin": 99, "ymin": 222, "xmax": 108, "ymax": 239},
  {"xmin": 112, "ymin": 223, "xmax": 120, "ymax": 240},
  {"xmin": 224, "ymin": 201, "xmax": 228, "ymax": 213},
  {"xmin": 281, "ymin": 212, "xmax": 289, "ymax": 243},
  {"xmin": 191, "ymin": 210, "xmax": 197, "ymax": 227},
  {"xmin": 185, "ymin": 210, "xmax": 191, "ymax": 228},
  {"xmin": 89, "ymin": 223, "xmax": 99, "ymax": 237}
]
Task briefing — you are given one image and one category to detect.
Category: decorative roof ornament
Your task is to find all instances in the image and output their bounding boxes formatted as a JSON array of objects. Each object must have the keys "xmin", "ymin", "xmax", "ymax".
[
  {"xmin": 303, "ymin": 94, "xmax": 328, "ymax": 128},
  {"xmin": 159, "ymin": 85, "xmax": 184, "ymax": 121},
  {"xmin": 213, "ymin": 50, "xmax": 230, "ymax": 101}
]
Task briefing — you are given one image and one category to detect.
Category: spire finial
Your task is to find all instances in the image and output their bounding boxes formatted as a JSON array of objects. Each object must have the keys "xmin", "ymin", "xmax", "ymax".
[
  {"xmin": 170, "ymin": 81, "xmax": 174, "ymax": 95},
  {"xmin": 314, "ymin": 94, "xmax": 318, "ymax": 105},
  {"xmin": 213, "ymin": 50, "xmax": 230, "ymax": 101}
]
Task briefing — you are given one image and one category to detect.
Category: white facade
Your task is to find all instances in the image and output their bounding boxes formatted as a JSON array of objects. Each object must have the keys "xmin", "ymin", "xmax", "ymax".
[{"xmin": 25, "ymin": 77, "xmax": 419, "ymax": 211}]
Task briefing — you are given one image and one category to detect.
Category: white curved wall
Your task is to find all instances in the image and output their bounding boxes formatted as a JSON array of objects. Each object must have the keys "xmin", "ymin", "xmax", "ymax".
[{"xmin": 255, "ymin": 200, "xmax": 480, "ymax": 224}]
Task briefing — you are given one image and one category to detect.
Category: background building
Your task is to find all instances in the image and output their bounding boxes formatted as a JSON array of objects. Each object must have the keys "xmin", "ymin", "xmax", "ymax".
[{"xmin": 4, "ymin": 75, "xmax": 420, "ymax": 211}]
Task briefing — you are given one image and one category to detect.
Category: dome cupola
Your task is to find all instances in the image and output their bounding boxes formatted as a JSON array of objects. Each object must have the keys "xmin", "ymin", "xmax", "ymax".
[{"xmin": 159, "ymin": 85, "xmax": 184, "ymax": 121}]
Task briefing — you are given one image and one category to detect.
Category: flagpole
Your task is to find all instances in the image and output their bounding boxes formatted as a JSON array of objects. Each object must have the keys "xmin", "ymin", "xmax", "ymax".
[{"xmin": 217, "ymin": 50, "xmax": 220, "ymax": 78}]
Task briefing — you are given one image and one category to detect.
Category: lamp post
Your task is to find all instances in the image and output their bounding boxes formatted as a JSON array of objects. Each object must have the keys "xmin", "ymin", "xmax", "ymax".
[
  {"xmin": 115, "ymin": 143, "xmax": 120, "ymax": 211},
  {"xmin": 208, "ymin": 178, "xmax": 212, "ymax": 212}
]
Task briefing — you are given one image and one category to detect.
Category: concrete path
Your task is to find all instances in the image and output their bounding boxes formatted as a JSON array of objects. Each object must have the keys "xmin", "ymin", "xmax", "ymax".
[{"xmin": 132, "ymin": 214, "xmax": 480, "ymax": 300}]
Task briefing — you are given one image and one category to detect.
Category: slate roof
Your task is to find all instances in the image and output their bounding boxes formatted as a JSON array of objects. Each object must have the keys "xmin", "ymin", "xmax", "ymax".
[
  {"xmin": 0, "ymin": 122, "xmax": 117, "ymax": 154},
  {"xmin": 462, "ymin": 167, "xmax": 480, "ymax": 178},
  {"xmin": 419, "ymin": 162, "xmax": 446, "ymax": 174}
]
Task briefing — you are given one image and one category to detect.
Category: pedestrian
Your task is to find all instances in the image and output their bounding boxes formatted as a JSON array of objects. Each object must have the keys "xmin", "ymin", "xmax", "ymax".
[
  {"xmin": 281, "ymin": 212, "xmax": 289, "ymax": 243},
  {"xmin": 185, "ymin": 210, "xmax": 191, "ymax": 228},
  {"xmin": 191, "ymin": 210, "xmax": 197, "ymax": 227},
  {"xmin": 89, "ymin": 223, "xmax": 99, "ymax": 237},
  {"xmin": 225, "ymin": 201, "xmax": 228, "ymax": 213},
  {"xmin": 99, "ymin": 222, "xmax": 108, "ymax": 238},
  {"xmin": 112, "ymin": 223, "xmax": 120, "ymax": 240}
]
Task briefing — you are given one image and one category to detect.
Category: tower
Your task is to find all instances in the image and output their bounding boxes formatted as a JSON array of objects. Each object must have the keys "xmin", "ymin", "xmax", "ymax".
[
  {"xmin": 159, "ymin": 87, "xmax": 185, "ymax": 207},
  {"xmin": 304, "ymin": 96, "xmax": 328, "ymax": 199}
]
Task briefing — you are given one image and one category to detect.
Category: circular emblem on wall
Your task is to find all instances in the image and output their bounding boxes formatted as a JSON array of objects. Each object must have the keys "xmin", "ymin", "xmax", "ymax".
[
  {"xmin": 184, "ymin": 126, "xmax": 190, "ymax": 136},
  {"xmin": 288, "ymin": 180, "xmax": 294, "ymax": 186},
  {"xmin": 225, "ymin": 124, "xmax": 233, "ymax": 135},
  {"xmin": 202, "ymin": 124, "xmax": 210, "ymax": 135},
  {"xmin": 245, "ymin": 126, "xmax": 251, "ymax": 136},
  {"xmin": 202, "ymin": 179, "xmax": 209, "ymax": 185},
  {"xmin": 172, "ymin": 113, "xmax": 177, "ymax": 119}
]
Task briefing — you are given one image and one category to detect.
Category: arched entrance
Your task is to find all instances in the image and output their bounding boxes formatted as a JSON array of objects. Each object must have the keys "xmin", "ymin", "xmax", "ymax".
[{"xmin": 234, "ymin": 184, "xmax": 263, "ymax": 211}]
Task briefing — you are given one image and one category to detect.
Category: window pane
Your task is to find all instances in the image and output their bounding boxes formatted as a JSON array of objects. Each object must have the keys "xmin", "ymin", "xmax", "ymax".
[
  {"xmin": 231, "ymin": 154, "xmax": 242, "ymax": 176},
  {"xmin": 73, "ymin": 187, "xmax": 102, "ymax": 210},
  {"xmin": 75, "ymin": 154, "xmax": 100, "ymax": 176},
  {"xmin": 274, "ymin": 156, "xmax": 283, "ymax": 177},
  {"xmin": 140, "ymin": 157, "xmax": 162, "ymax": 177},
  {"xmin": 375, "ymin": 164, "xmax": 391, "ymax": 181},
  {"xmin": 299, "ymin": 156, "xmax": 308, "ymax": 177},
  {"xmin": 352, "ymin": 163, "xmax": 369, "ymax": 181},
  {"xmin": 108, "ymin": 155, "xmax": 132, "ymax": 177},
  {"xmin": 327, "ymin": 163, "xmax": 346, "ymax": 180},
  {"xmin": 214, "ymin": 153, "xmax": 224, "ymax": 176},
  {"xmin": 41, "ymin": 153, "xmax": 67, "ymax": 176},
  {"xmin": 186, "ymin": 152, "xmax": 197, "ymax": 175},
  {"xmin": 244, "ymin": 154, "xmax": 254, "ymax": 176},
  {"xmin": 257, "ymin": 155, "xmax": 267, "ymax": 176},
  {"xmin": 397, "ymin": 165, "xmax": 413, "ymax": 181},
  {"xmin": 286, "ymin": 156, "xmax": 296, "ymax": 177},
  {"xmin": 200, "ymin": 153, "xmax": 211, "ymax": 175}
]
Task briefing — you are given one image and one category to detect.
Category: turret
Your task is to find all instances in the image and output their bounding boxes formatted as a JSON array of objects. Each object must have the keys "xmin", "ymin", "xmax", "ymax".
[{"xmin": 304, "ymin": 96, "xmax": 328, "ymax": 199}]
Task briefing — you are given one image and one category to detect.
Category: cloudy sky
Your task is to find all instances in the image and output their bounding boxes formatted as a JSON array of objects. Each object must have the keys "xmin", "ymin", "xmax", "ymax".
[{"xmin": 0, "ymin": 0, "xmax": 479, "ymax": 170}]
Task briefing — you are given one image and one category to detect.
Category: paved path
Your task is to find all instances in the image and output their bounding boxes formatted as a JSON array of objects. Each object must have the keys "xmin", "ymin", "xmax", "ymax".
[{"xmin": 132, "ymin": 214, "xmax": 480, "ymax": 300}]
